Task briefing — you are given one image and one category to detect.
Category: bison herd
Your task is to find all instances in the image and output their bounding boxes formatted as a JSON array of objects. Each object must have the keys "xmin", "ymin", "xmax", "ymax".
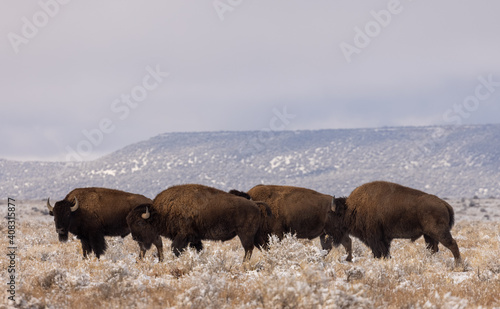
[{"xmin": 46, "ymin": 181, "xmax": 463, "ymax": 267}]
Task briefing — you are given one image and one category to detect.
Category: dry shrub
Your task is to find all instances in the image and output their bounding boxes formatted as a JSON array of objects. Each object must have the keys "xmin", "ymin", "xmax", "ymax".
[{"xmin": 1, "ymin": 204, "xmax": 499, "ymax": 308}]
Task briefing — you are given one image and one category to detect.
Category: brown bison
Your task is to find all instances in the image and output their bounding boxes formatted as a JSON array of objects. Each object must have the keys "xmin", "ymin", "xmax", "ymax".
[
  {"xmin": 331, "ymin": 181, "xmax": 462, "ymax": 266},
  {"xmin": 126, "ymin": 184, "xmax": 271, "ymax": 262},
  {"xmin": 230, "ymin": 185, "xmax": 353, "ymax": 261},
  {"xmin": 47, "ymin": 187, "xmax": 162, "ymax": 260}
]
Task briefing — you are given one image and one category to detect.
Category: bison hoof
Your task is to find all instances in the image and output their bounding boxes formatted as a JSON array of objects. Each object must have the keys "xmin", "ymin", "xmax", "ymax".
[{"xmin": 454, "ymin": 258, "xmax": 465, "ymax": 270}]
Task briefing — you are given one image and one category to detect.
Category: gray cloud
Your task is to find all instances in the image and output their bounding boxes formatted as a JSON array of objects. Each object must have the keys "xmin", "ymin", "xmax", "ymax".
[{"xmin": 1, "ymin": 1, "xmax": 499, "ymax": 161}]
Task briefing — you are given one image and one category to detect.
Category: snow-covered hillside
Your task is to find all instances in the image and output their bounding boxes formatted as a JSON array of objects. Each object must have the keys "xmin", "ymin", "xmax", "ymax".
[{"xmin": 1, "ymin": 124, "xmax": 499, "ymax": 199}]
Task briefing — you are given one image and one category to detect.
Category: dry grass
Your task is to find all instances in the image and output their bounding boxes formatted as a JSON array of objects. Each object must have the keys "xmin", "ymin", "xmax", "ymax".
[{"xmin": 1, "ymin": 202, "xmax": 499, "ymax": 308}]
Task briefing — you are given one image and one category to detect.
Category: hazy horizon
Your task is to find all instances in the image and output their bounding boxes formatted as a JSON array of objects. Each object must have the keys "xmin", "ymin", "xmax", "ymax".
[
  {"xmin": 3, "ymin": 1, "xmax": 499, "ymax": 161},
  {"xmin": 3, "ymin": 122, "xmax": 499, "ymax": 163}
]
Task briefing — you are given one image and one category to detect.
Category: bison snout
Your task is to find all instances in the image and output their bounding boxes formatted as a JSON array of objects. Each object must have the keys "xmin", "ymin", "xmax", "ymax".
[{"xmin": 56, "ymin": 228, "xmax": 66, "ymax": 234}]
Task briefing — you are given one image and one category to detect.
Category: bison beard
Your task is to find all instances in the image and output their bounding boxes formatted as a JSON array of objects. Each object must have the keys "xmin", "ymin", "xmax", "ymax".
[{"xmin": 58, "ymin": 233, "xmax": 69, "ymax": 242}]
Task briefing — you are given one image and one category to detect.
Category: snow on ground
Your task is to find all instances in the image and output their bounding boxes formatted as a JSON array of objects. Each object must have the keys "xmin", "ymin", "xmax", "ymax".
[{"xmin": 0, "ymin": 198, "xmax": 499, "ymax": 308}]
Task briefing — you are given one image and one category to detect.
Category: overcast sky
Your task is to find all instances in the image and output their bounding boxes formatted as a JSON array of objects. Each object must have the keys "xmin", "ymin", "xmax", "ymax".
[{"xmin": 2, "ymin": 1, "xmax": 499, "ymax": 161}]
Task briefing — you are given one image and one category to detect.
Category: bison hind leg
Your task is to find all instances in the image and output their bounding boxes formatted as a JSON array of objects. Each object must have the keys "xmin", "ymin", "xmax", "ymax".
[
  {"xmin": 423, "ymin": 234, "xmax": 439, "ymax": 253},
  {"xmin": 434, "ymin": 231, "xmax": 462, "ymax": 266},
  {"xmin": 237, "ymin": 233, "xmax": 255, "ymax": 262},
  {"xmin": 172, "ymin": 236, "xmax": 189, "ymax": 257},
  {"xmin": 253, "ymin": 232, "xmax": 268, "ymax": 251}
]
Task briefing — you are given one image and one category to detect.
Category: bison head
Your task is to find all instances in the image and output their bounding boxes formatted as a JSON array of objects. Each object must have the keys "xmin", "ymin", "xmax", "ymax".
[
  {"xmin": 126, "ymin": 204, "xmax": 158, "ymax": 250},
  {"xmin": 324, "ymin": 196, "xmax": 349, "ymax": 246},
  {"xmin": 47, "ymin": 197, "xmax": 79, "ymax": 242}
]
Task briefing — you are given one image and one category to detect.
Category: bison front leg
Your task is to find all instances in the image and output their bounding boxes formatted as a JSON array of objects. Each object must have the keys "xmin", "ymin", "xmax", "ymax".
[
  {"xmin": 89, "ymin": 234, "xmax": 107, "ymax": 259},
  {"xmin": 138, "ymin": 242, "xmax": 148, "ymax": 261},
  {"xmin": 320, "ymin": 234, "xmax": 333, "ymax": 252},
  {"xmin": 153, "ymin": 236, "xmax": 164, "ymax": 262},
  {"xmin": 80, "ymin": 239, "xmax": 92, "ymax": 259},
  {"xmin": 320, "ymin": 233, "xmax": 352, "ymax": 262},
  {"xmin": 341, "ymin": 234, "xmax": 353, "ymax": 262}
]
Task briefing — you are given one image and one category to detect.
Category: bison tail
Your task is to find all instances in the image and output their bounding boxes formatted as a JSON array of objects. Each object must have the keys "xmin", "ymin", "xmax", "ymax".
[
  {"xmin": 229, "ymin": 189, "xmax": 252, "ymax": 200},
  {"xmin": 449, "ymin": 208, "xmax": 455, "ymax": 229},
  {"xmin": 255, "ymin": 201, "xmax": 272, "ymax": 217},
  {"xmin": 443, "ymin": 200, "xmax": 455, "ymax": 229}
]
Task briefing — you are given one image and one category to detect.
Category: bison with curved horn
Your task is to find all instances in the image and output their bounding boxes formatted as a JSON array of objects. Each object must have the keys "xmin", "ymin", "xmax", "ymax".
[
  {"xmin": 331, "ymin": 181, "xmax": 462, "ymax": 266},
  {"xmin": 229, "ymin": 184, "xmax": 353, "ymax": 261},
  {"xmin": 47, "ymin": 187, "xmax": 163, "ymax": 260},
  {"xmin": 126, "ymin": 184, "xmax": 271, "ymax": 262}
]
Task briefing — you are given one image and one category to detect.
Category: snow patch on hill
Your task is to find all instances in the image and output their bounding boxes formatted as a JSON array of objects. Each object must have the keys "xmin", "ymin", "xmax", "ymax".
[{"xmin": 1, "ymin": 124, "xmax": 499, "ymax": 199}]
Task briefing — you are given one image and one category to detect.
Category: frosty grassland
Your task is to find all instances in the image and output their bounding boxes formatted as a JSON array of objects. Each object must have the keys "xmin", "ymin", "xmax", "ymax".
[{"xmin": 1, "ymin": 198, "xmax": 499, "ymax": 308}]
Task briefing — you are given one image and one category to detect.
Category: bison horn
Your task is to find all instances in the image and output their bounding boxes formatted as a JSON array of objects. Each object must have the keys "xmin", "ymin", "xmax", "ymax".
[
  {"xmin": 331, "ymin": 196, "xmax": 335, "ymax": 212},
  {"xmin": 47, "ymin": 198, "xmax": 54, "ymax": 212},
  {"xmin": 70, "ymin": 197, "xmax": 79, "ymax": 212},
  {"xmin": 141, "ymin": 207, "xmax": 150, "ymax": 219}
]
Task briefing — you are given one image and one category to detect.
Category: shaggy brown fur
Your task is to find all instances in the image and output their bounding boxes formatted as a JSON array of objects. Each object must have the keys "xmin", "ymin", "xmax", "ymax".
[
  {"xmin": 332, "ymin": 181, "xmax": 462, "ymax": 265},
  {"xmin": 231, "ymin": 185, "xmax": 353, "ymax": 261},
  {"xmin": 126, "ymin": 184, "xmax": 271, "ymax": 262},
  {"xmin": 47, "ymin": 187, "xmax": 160, "ymax": 259}
]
